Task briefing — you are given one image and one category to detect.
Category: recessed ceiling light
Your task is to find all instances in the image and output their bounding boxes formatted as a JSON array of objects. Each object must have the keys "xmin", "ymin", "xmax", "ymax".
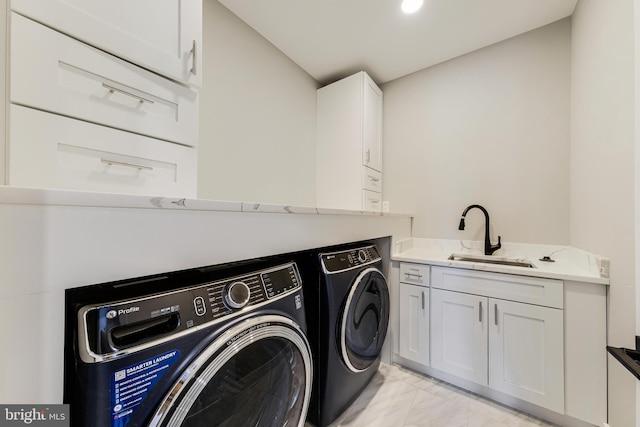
[{"xmin": 401, "ymin": 0, "xmax": 424, "ymax": 14}]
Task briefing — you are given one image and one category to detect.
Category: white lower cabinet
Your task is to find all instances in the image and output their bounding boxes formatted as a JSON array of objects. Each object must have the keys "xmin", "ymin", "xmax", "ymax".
[
  {"xmin": 430, "ymin": 289, "xmax": 488, "ymax": 385},
  {"xmin": 396, "ymin": 263, "xmax": 606, "ymax": 425},
  {"xmin": 428, "ymin": 267, "xmax": 565, "ymax": 415},
  {"xmin": 399, "ymin": 283, "xmax": 430, "ymax": 366},
  {"xmin": 398, "ymin": 263, "xmax": 430, "ymax": 366},
  {"xmin": 488, "ymin": 298, "xmax": 564, "ymax": 413}
]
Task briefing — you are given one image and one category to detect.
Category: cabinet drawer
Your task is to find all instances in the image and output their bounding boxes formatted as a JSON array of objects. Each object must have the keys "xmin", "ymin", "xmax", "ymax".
[
  {"xmin": 400, "ymin": 263, "xmax": 430, "ymax": 287},
  {"xmin": 362, "ymin": 167, "xmax": 382, "ymax": 193},
  {"xmin": 9, "ymin": 105, "xmax": 196, "ymax": 198},
  {"xmin": 362, "ymin": 190, "xmax": 381, "ymax": 212},
  {"xmin": 10, "ymin": 13, "xmax": 198, "ymax": 147},
  {"xmin": 431, "ymin": 267, "xmax": 563, "ymax": 309}
]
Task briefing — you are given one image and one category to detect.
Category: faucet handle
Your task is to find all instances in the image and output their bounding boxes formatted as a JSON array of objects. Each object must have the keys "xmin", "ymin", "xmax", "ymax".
[{"xmin": 488, "ymin": 236, "xmax": 502, "ymax": 255}]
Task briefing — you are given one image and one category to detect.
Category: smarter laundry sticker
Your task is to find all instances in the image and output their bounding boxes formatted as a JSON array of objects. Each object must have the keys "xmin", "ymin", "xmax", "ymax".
[{"xmin": 110, "ymin": 350, "xmax": 179, "ymax": 427}]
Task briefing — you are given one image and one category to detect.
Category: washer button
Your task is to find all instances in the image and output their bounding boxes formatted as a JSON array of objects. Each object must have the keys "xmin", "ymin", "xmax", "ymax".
[{"xmin": 193, "ymin": 296, "xmax": 206, "ymax": 316}]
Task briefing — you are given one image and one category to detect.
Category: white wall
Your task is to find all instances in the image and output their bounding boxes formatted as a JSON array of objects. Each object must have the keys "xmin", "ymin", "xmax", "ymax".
[
  {"xmin": 570, "ymin": 1, "xmax": 637, "ymax": 426},
  {"xmin": 198, "ymin": 0, "xmax": 318, "ymax": 207},
  {"xmin": 382, "ymin": 19, "xmax": 571, "ymax": 245},
  {"xmin": 637, "ymin": 1, "xmax": 640, "ymax": 424},
  {"xmin": 0, "ymin": 4, "xmax": 6, "ymax": 183},
  {"xmin": 0, "ymin": 198, "xmax": 410, "ymax": 403}
]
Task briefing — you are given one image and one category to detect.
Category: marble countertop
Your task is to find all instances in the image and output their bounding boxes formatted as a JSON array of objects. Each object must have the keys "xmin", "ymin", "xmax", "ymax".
[
  {"xmin": 0, "ymin": 186, "xmax": 411, "ymax": 217},
  {"xmin": 393, "ymin": 238, "xmax": 610, "ymax": 285}
]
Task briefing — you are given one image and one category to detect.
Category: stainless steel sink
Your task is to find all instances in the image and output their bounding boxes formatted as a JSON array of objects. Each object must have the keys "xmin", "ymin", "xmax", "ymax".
[{"xmin": 447, "ymin": 254, "xmax": 536, "ymax": 268}]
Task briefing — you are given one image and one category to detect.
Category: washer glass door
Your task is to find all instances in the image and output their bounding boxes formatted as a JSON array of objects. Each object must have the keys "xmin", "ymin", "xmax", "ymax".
[
  {"xmin": 341, "ymin": 267, "xmax": 390, "ymax": 372},
  {"xmin": 149, "ymin": 316, "xmax": 312, "ymax": 427}
]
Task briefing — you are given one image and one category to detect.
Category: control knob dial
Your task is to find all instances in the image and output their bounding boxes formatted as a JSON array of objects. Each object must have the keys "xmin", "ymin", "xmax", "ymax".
[
  {"xmin": 225, "ymin": 281, "xmax": 251, "ymax": 309},
  {"xmin": 358, "ymin": 249, "xmax": 368, "ymax": 263}
]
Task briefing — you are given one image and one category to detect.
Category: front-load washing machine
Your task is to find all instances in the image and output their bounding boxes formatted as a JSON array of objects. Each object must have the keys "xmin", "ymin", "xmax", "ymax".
[
  {"xmin": 64, "ymin": 259, "xmax": 312, "ymax": 427},
  {"xmin": 299, "ymin": 243, "xmax": 390, "ymax": 427}
]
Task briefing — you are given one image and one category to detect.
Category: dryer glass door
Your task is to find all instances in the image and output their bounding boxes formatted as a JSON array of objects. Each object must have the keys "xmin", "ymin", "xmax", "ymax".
[
  {"xmin": 149, "ymin": 316, "xmax": 312, "ymax": 427},
  {"xmin": 341, "ymin": 267, "xmax": 390, "ymax": 372}
]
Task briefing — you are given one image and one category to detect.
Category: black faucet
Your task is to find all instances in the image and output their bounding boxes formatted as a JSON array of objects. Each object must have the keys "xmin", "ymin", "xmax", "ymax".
[{"xmin": 458, "ymin": 204, "xmax": 502, "ymax": 256}]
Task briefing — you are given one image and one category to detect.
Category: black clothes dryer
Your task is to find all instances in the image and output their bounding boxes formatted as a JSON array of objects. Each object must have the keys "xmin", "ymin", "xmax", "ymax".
[
  {"xmin": 64, "ymin": 259, "xmax": 312, "ymax": 427},
  {"xmin": 300, "ymin": 244, "xmax": 390, "ymax": 427}
]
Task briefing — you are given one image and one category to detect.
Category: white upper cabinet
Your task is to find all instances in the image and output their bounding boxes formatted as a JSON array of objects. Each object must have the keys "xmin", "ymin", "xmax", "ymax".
[
  {"xmin": 316, "ymin": 71, "xmax": 383, "ymax": 212},
  {"xmin": 10, "ymin": 13, "xmax": 198, "ymax": 147},
  {"xmin": 11, "ymin": 0, "xmax": 202, "ymax": 86}
]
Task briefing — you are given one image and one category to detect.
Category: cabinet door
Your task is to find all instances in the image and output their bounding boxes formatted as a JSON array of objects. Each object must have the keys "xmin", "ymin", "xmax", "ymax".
[
  {"xmin": 398, "ymin": 283, "xmax": 429, "ymax": 366},
  {"xmin": 489, "ymin": 299, "xmax": 564, "ymax": 413},
  {"xmin": 362, "ymin": 73, "xmax": 382, "ymax": 172},
  {"xmin": 11, "ymin": 0, "xmax": 202, "ymax": 86},
  {"xmin": 431, "ymin": 289, "xmax": 488, "ymax": 386}
]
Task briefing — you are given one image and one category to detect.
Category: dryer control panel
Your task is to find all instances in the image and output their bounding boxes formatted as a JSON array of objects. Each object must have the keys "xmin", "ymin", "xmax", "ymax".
[
  {"xmin": 78, "ymin": 262, "xmax": 302, "ymax": 362},
  {"xmin": 320, "ymin": 245, "xmax": 381, "ymax": 274}
]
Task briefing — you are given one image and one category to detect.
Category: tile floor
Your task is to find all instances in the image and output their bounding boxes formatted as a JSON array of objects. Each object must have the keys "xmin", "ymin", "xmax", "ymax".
[{"xmin": 324, "ymin": 363, "xmax": 559, "ymax": 427}]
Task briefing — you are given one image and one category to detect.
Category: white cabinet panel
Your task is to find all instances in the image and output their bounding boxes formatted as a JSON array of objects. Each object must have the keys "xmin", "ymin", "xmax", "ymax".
[
  {"xmin": 431, "ymin": 288, "xmax": 488, "ymax": 386},
  {"xmin": 11, "ymin": 0, "xmax": 202, "ymax": 86},
  {"xmin": 9, "ymin": 105, "xmax": 196, "ymax": 198},
  {"xmin": 399, "ymin": 283, "xmax": 429, "ymax": 366},
  {"xmin": 10, "ymin": 13, "xmax": 198, "ymax": 147},
  {"xmin": 564, "ymin": 282, "xmax": 607, "ymax": 425},
  {"xmin": 489, "ymin": 298, "xmax": 564, "ymax": 414}
]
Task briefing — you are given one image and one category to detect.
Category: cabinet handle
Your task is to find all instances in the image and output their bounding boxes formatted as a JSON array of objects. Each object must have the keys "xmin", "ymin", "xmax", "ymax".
[
  {"xmin": 101, "ymin": 159, "xmax": 153, "ymax": 171},
  {"xmin": 421, "ymin": 291, "xmax": 425, "ymax": 310},
  {"xmin": 404, "ymin": 272, "xmax": 422, "ymax": 279},
  {"xmin": 479, "ymin": 301, "xmax": 482, "ymax": 322},
  {"xmin": 191, "ymin": 40, "xmax": 197, "ymax": 75},
  {"xmin": 366, "ymin": 148, "xmax": 371, "ymax": 163},
  {"xmin": 369, "ymin": 177, "xmax": 380, "ymax": 183},
  {"xmin": 494, "ymin": 303, "xmax": 498, "ymax": 326},
  {"xmin": 102, "ymin": 83, "xmax": 155, "ymax": 104}
]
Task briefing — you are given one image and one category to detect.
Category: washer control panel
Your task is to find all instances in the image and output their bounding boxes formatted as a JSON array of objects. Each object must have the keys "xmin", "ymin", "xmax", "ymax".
[
  {"xmin": 198, "ymin": 263, "xmax": 301, "ymax": 321},
  {"xmin": 320, "ymin": 245, "xmax": 381, "ymax": 273},
  {"xmin": 81, "ymin": 262, "xmax": 302, "ymax": 359}
]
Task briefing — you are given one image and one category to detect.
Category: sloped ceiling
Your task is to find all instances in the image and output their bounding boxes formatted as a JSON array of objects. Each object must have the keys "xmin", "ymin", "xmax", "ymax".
[{"xmin": 218, "ymin": 0, "xmax": 578, "ymax": 85}]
